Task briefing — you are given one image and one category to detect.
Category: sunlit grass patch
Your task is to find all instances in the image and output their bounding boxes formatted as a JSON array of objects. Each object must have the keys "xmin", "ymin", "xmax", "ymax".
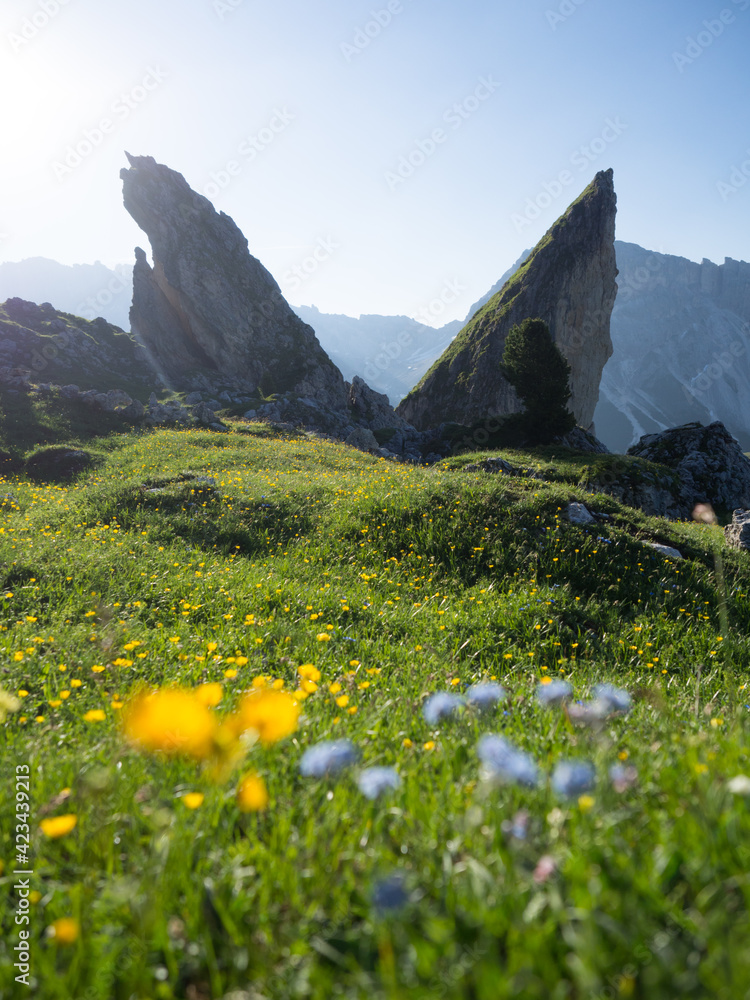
[{"xmin": 1, "ymin": 424, "xmax": 750, "ymax": 997}]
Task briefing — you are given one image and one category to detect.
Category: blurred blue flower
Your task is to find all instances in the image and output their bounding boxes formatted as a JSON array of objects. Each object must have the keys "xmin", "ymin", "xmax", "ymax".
[
  {"xmin": 609, "ymin": 763, "xmax": 638, "ymax": 792},
  {"xmin": 422, "ymin": 692, "xmax": 465, "ymax": 725},
  {"xmin": 477, "ymin": 734, "xmax": 540, "ymax": 788},
  {"xmin": 536, "ymin": 680, "xmax": 572, "ymax": 707},
  {"xmin": 466, "ymin": 682, "xmax": 507, "ymax": 711},
  {"xmin": 567, "ymin": 699, "xmax": 609, "ymax": 725},
  {"xmin": 593, "ymin": 683, "xmax": 632, "ymax": 714},
  {"xmin": 372, "ymin": 872, "xmax": 409, "ymax": 913},
  {"xmin": 551, "ymin": 759, "xmax": 596, "ymax": 798},
  {"xmin": 501, "ymin": 808, "xmax": 529, "ymax": 841},
  {"xmin": 357, "ymin": 766, "xmax": 401, "ymax": 800},
  {"xmin": 299, "ymin": 739, "xmax": 359, "ymax": 778}
]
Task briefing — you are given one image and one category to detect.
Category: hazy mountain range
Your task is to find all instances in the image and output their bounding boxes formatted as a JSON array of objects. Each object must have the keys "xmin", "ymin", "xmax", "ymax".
[{"xmin": 2, "ymin": 241, "xmax": 749, "ymax": 450}]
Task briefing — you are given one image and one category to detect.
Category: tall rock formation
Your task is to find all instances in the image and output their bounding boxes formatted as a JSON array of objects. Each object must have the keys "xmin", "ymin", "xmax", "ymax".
[
  {"xmin": 396, "ymin": 170, "xmax": 618, "ymax": 431},
  {"xmin": 595, "ymin": 242, "xmax": 750, "ymax": 451},
  {"xmin": 121, "ymin": 154, "xmax": 348, "ymax": 408}
]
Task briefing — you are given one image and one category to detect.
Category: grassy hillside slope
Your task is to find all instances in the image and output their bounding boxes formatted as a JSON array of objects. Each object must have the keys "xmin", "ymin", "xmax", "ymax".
[{"xmin": 1, "ymin": 422, "xmax": 749, "ymax": 999}]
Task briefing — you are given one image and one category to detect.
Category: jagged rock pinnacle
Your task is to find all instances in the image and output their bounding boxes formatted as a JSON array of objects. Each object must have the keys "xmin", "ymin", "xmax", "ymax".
[
  {"xmin": 121, "ymin": 154, "xmax": 348, "ymax": 407},
  {"xmin": 396, "ymin": 170, "xmax": 618, "ymax": 432}
]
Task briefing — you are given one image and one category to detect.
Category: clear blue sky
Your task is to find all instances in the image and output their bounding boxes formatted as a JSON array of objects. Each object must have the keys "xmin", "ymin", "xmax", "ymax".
[{"xmin": 1, "ymin": 0, "xmax": 748, "ymax": 324}]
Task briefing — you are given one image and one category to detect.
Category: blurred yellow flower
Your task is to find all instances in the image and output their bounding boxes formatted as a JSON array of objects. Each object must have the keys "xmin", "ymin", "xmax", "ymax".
[
  {"xmin": 40, "ymin": 814, "xmax": 77, "ymax": 839},
  {"xmin": 335, "ymin": 694, "xmax": 349, "ymax": 708},
  {"xmin": 181, "ymin": 792, "xmax": 204, "ymax": 809},
  {"xmin": 123, "ymin": 688, "xmax": 218, "ymax": 760},
  {"xmin": 237, "ymin": 772, "xmax": 268, "ymax": 812},
  {"xmin": 233, "ymin": 689, "xmax": 299, "ymax": 746},
  {"xmin": 0, "ymin": 687, "xmax": 21, "ymax": 722},
  {"xmin": 83, "ymin": 709, "xmax": 106, "ymax": 722},
  {"xmin": 47, "ymin": 918, "xmax": 79, "ymax": 945},
  {"xmin": 578, "ymin": 795, "xmax": 595, "ymax": 813},
  {"xmin": 196, "ymin": 683, "xmax": 223, "ymax": 707},
  {"xmin": 316, "ymin": 633, "xmax": 331, "ymax": 643},
  {"xmin": 298, "ymin": 664, "xmax": 321, "ymax": 682}
]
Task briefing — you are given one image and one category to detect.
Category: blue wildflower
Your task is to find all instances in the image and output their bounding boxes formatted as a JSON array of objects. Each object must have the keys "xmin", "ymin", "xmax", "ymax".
[
  {"xmin": 536, "ymin": 680, "xmax": 572, "ymax": 707},
  {"xmin": 609, "ymin": 763, "xmax": 638, "ymax": 792},
  {"xmin": 466, "ymin": 682, "xmax": 507, "ymax": 711},
  {"xmin": 299, "ymin": 739, "xmax": 359, "ymax": 778},
  {"xmin": 567, "ymin": 699, "xmax": 609, "ymax": 725},
  {"xmin": 477, "ymin": 734, "xmax": 540, "ymax": 788},
  {"xmin": 357, "ymin": 766, "xmax": 401, "ymax": 800},
  {"xmin": 551, "ymin": 759, "xmax": 596, "ymax": 798},
  {"xmin": 372, "ymin": 873, "xmax": 409, "ymax": 913},
  {"xmin": 422, "ymin": 692, "xmax": 465, "ymax": 725},
  {"xmin": 593, "ymin": 683, "xmax": 632, "ymax": 714}
]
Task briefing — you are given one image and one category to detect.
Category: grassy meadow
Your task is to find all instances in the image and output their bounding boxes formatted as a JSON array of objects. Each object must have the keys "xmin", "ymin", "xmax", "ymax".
[{"xmin": 1, "ymin": 421, "xmax": 750, "ymax": 999}]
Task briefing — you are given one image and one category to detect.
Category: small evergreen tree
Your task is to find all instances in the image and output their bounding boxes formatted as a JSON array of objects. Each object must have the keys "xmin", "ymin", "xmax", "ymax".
[{"xmin": 500, "ymin": 317, "xmax": 575, "ymax": 443}]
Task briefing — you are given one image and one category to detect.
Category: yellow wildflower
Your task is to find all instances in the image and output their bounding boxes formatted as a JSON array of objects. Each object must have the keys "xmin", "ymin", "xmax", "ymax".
[
  {"xmin": 40, "ymin": 814, "xmax": 77, "ymax": 839},
  {"xmin": 47, "ymin": 918, "xmax": 79, "ymax": 945},
  {"xmin": 181, "ymin": 792, "xmax": 204, "ymax": 809},
  {"xmin": 233, "ymin": 689, "xmax": 299, "ymax": 746},
  {"xmin": 123, "ymin": 688, "xmax": 217, "ymax": 760},
  {"xmin": 237, "ymin": 772, "xmax": 268, "ymax": 812}
]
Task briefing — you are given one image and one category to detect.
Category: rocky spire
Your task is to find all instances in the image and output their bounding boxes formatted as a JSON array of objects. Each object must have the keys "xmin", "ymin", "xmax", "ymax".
[
  {"xmin": 121, "ymin": 153, "xmax": 348, "ymax": 408},
  {"xmin": 396, "ymin": 170, "xmax": 618, "ymax": 431}
]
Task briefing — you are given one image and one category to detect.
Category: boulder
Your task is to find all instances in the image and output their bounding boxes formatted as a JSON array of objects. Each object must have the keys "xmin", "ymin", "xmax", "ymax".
[
  {"xmin": 647, "ymin": 542, "xmax": 683, "ymax": 560},
  {"xmin": 725, "ymin": 510, "xmax": 750, "ymax": 552},
  {"xmin": 565, "ymin": 502, "xmax": 596, "ymax": 525},
  {"xmin": 627, "ymin": 421, "xmax": 750, "ymax": 517},
  {"xmin": 345, "ymin": 427, "xmax": 380, "ymax": 453}
]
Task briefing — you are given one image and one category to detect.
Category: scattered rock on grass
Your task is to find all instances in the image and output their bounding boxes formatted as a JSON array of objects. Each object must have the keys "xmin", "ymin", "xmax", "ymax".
[{"xmin": 725, "ymin": 510, "xmax": 750, "ymax": 552}]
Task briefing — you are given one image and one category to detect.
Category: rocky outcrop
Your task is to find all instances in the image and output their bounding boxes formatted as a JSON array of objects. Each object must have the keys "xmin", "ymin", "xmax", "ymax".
[
  {"xmin": 725, "ymin": 510, "xmax": 750, "ymax": 552},
  {"xmin": 627, "ymin": 421, "xmax": 750, "ymax": 517},
  {"xmin": 0, "ymin": 297, "xmax": 150, "ymax": 391},
  {"xmin": 347, "ymin": 376, "xmax": 412, "ymax": 431},
  {"xmin": 121, "ymin": 153, "xmax": 348, "ymax": 409},
  {"xmin": 595, "ymin": 242, "xmax": 750, "ymax": 452},
  {"xmin": 396, "ymin": 170, "xmax": 618, "ymax": 432}
]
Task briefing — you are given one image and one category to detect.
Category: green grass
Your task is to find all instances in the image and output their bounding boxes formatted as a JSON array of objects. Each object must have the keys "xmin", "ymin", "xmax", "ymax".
[{"xmin": 1, "ymin": 423, "xmax": 749, "ymax": 999}]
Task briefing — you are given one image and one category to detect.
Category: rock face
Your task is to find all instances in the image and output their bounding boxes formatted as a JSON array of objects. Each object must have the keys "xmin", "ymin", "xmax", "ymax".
[
  {"xmin": 725, "ymin": 510, "xmax": 750, "ymax": 552},
  {"xmin": 347, "ymin": 376, "xmax": 412, "ymax": 431},
  {"xmin": 627, "ymin": 421, "xmax": 750, "ymax": 516},
  {"xmin": 596, "ymin": 242, "xmax": 750, "ymax": 451},
  {"xmin": 121, "ymin": 153, "xmax": 348, "ymax": 409},
  {"xmin": 0, "ymin": 297, "xmax": 151, "ymax": 392},
  {"xmin": 396, "ymin": 170, "xmax": 618, "ymax": 432}
]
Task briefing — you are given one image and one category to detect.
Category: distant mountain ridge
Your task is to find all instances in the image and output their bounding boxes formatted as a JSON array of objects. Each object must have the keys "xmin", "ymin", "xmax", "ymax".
[
  {"xmin": 0, "ymin": 257, "xmax": 132, "ymax": 331},
  {"xmin": 595, "ymin": 242, "xmax": 750, "ymax": 450},
  {"xmin": 3, "ymin": 235, "xmax": 750, "ymax": 451}
]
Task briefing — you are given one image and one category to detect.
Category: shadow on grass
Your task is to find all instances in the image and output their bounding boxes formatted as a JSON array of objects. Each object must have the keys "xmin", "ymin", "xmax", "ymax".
[{"xmin": 83, "ymin": 476, "xmax": 314, "ymax": 558}]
